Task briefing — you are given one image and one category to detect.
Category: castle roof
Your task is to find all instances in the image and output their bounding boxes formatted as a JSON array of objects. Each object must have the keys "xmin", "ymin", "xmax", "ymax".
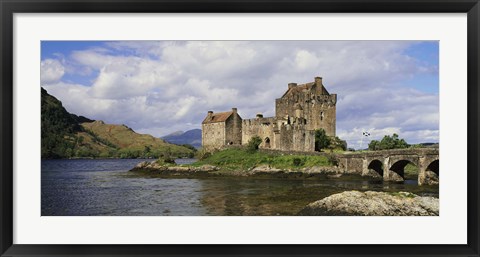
[
  {"xmin": 281, "ymin": 81, "xmax": 330, "ymax": 98},
  {"xmin": 202, "ymin": 111, "xmax": 233, "ymax": 124},
  {"xmin": 281, "ymin": 82, "xmax": 315, "ymax": 98}
]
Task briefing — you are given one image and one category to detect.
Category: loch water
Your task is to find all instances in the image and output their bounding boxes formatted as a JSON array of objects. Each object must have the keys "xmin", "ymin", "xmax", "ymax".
[{"xmin": 41, "ymin": 159, "xmax": 439, "ymax": 216}]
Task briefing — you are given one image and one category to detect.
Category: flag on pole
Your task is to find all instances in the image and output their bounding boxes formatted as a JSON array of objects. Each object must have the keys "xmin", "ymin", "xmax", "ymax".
[{"xmin": 359, "ymin": 131, "xmax": 370, "ymax": 150}]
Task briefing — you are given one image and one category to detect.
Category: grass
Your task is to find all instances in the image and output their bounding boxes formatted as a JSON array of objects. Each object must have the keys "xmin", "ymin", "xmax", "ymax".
[
  {"xmin": 192, "ymin": 148, "xmax": 332, "ymax": 171},
  {"xmin": 404, "ymin": 163, "xmax": 419, "ymax": 180}
]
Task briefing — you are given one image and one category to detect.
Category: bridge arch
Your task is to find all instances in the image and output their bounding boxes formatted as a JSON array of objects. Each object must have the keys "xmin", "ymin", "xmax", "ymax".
[
  {"xmin": 389, "ymin": 159, "xmax": 419, "ymax": 180},
  {"xmin": 338, "ymin": 149, "xmax": 438, "ymax": 185},
  {"xmin": 426, "ymin": 159, "xmax": 439, "ymax": 176},
  {"xmin": 367, "ymin": 159, "xmax": 383, "ymax": 176}
]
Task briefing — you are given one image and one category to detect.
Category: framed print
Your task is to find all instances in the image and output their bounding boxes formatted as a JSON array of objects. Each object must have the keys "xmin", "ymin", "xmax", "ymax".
[{"xmin": 1, "ymin": 0, "xmax": 479, "ymax": 256}]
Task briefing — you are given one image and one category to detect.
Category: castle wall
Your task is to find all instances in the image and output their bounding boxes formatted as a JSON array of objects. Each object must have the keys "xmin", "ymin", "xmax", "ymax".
[
  {"xmin": 293, "ymin": 129, "xmax": 315, "ymax": 152},
  {"xmin": 278, "ymin": 125, "xmax": 293, "ymax": 151},
  {"xmin": 276, "ymin": 125, "xmax": 315, "ymax": 152},
  {"xmin": 242, "ymin": 117, "xmax": 277, "ymax": 149},
  {"xmin": 225, "ymin": 113, "xmax": 243, "ymax": 145},
  {"xmin": 202, "ymin": 122, "xmax": 226, "ymax": 150}
]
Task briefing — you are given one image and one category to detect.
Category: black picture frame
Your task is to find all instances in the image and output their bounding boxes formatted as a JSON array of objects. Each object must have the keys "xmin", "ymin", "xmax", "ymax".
[{"xmin": 1, "ymin": 0, "xmax": 479, "ymax": 256}]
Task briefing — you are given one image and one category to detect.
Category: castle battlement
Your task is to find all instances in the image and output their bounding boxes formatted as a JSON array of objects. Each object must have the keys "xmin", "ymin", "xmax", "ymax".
[{"xmin": 242, "ymin": 116, "xmax": 275, "ymax": 126}]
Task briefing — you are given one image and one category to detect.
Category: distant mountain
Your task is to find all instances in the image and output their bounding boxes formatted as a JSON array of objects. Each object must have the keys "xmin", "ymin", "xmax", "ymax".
[
  {"xmin": 162, "ymin": 129, "xmax": 202, "ymax": 148},
  {"xmin": 41, "ymin": 88, "xmax": 195, "ymax": 159}
]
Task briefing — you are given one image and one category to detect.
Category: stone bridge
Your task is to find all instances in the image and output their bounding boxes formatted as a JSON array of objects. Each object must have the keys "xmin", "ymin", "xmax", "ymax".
[{"xmin": 336, "ymin": 148, "xmax": 439, "ymax": 185}]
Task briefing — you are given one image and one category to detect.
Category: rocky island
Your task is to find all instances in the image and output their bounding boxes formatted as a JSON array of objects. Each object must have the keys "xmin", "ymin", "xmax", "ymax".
[{"xmin": 130, "ymin": 148, "xmax": 342, "ymax": 179}]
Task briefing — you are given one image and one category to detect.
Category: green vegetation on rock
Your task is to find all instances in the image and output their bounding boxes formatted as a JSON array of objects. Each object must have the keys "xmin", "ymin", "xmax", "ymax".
[
  {"xmin": 192, "ymin": 148, "xmax": 332, "ymax": 172},
  {"xmin": 387, "ymin": 192, "xmax": 416, "ymax": 198}
]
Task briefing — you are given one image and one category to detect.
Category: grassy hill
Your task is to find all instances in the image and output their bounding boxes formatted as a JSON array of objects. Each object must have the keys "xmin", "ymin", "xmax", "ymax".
[
  {"xmin": 41, "ymin": 88, "xmax": 194, "ymax": 159},
  {"xmin": 80, "ymin": 121, "xmax": 195, "ymax": 158}
]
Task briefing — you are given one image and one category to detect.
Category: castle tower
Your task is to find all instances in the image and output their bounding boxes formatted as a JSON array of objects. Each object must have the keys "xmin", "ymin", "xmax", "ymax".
[{"xmin": 275, "ymin": 76, "xmax": 336, "ymax": 136}]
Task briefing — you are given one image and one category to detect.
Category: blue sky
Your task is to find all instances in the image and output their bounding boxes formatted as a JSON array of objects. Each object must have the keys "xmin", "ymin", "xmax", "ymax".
[{"xmin": 41, "ymin": 41, "xmax": 439, "ymax": 149}]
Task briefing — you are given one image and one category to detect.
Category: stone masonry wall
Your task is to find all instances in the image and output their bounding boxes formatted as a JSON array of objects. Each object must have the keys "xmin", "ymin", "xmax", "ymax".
[
  {"xmin": 202, "ymin": 122, "xmax": 226, "ymax": 150},
  {"xmin": 275, "ymin": 79, "xmax": 336, "ymax": 136},
  {"xmin": 242, "ymin": 117, "xmax": 277, "ymax": 149},
  {"xmin": 225, "ymin": 113, "xmax": 243, "ymax": 145},
  {"xmin": 292, "ymin": 129, "xmax": 315, "ymax": 152}
]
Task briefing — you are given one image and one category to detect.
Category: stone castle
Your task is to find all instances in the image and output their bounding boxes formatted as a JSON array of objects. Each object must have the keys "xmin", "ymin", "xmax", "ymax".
[{"xmin": 202, "ymin": 76, "xmax": 337, "ymax": 152}]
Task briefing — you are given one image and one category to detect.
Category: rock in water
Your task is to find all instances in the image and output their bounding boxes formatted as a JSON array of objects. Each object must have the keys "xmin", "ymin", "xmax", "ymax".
[
  {"xmin": 299, "ymin": 191, "xmax": 438, "ymax": 216},
  {"xmin": 423, "ymin": 171, "xmax": 439, "ymax": 185}
]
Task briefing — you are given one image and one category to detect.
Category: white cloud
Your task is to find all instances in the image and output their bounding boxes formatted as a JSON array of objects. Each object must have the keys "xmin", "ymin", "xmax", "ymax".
[
  {"xmin": 41, "ymin": 59, "xmax": 65, "ymax": 84},
  {"xmin": 41, "ymin": 41, "xmax": 439, "ymax": 145},
  {"xmin": 294, "ymin": 50, "xmax": 320, "ymax": 71}
]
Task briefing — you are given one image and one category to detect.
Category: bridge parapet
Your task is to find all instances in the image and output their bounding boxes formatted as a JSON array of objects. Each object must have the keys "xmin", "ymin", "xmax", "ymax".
[
  {"xmin": 338, "ymin": 148, "xmax": 438, "ymax": 158},
  {"xmin": 335, "ymin": 148, "xmax": 439, "ymax": 185}
]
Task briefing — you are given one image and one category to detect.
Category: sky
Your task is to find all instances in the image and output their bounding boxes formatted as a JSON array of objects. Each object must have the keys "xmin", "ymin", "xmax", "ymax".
[{"xmin": 41, "ymin": 40, "xmax": 439, "ymax": 149}]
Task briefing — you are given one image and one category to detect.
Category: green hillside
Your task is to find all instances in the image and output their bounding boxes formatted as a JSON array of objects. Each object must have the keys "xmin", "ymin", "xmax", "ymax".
[
  {"xmin": 81, "ymin": 121, "xmax": 195, "ymax": 158},
  {"xmin": 41, "ymin": 88, "xmax": 194, "ymax": 159}
]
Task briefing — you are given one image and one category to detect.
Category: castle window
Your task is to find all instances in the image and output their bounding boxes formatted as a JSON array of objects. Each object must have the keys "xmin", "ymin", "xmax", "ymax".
[{"xmin": 320, "ymin": 112, "xmax": 324, "ymax": 121}]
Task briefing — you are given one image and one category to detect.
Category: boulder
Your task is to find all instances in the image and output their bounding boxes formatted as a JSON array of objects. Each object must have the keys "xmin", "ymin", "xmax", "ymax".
[
  {"xmin": 362, "ymin": 169, "xmax": 383, "ymax": 179},
  {"xmin": 250, "ymin": 165, "xmax": 283, "ymax": 173},
  {"xmin": 134, "ymin": 161, "xmax": 151, "ymax": 169},
  {"xmin": 197, "ymin": 165, "xmax": 219, "ymax": 172},
  {"xmin": 423, "ymin": 171, "xmax": 439, "ymax": 185},
  {"xmin": 385, "ymin": 171, "xmax": 404, "ymax": 182},
  {"xmin": 299, "ymin": 191, "xmax": 439, "ymax": 216}
]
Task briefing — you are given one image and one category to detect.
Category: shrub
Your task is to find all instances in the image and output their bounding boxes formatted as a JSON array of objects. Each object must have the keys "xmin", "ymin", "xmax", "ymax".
[
  {"xmin": 327, "ymin": 154, "xmax": 339, "ymax": 166},
  {"xmin": 246, "ymin": 136, "xmax": 262, "ymax": 153},
  {"xmin": 330, "ymin": 136, "xmax": 347, "ymax": 151},
  {"xmin": 315, "ymin": 129, "xmax": 330, "ymax": 151},
  {"xmin": 195, "ymin": 148, "xmax": 212, "ymax": 160},
  {"xmin": 368, "ymin": 133, "xmax": 409, "ymax": 151},
  {"xmin": 156, "ymin": 156, "xmax": 176, "ymax": 165},
  {"xmin": 292, "ymin": 157, "xmax": 304, "ymax": 167}
]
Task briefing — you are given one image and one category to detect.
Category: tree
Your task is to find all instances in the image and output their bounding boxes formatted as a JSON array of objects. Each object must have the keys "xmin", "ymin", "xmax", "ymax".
[
  {"xmin": 314, "ymin": 129, "xmax": 330, "ymax": 151},
  {"xmin": 77, "ymin": 136, "xmax": 84, "ymax": 145},
  {"xmin": 368, "ymin": 133, "xmax": 409, "ymax": 151},
  {"xmin": 247, "ymin": 136, "xmax": 262, "ymax": 153},
  {"xmin": 329, "ymin": 136, "xmax": 347, "ymax": 151},
  {"xmin": 368, "ymin": 140, "xmax": 379, "ymax": 151},
  {"xmin": 143, "ymin": 145, "xmax": 151, "ymax": 157}
]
